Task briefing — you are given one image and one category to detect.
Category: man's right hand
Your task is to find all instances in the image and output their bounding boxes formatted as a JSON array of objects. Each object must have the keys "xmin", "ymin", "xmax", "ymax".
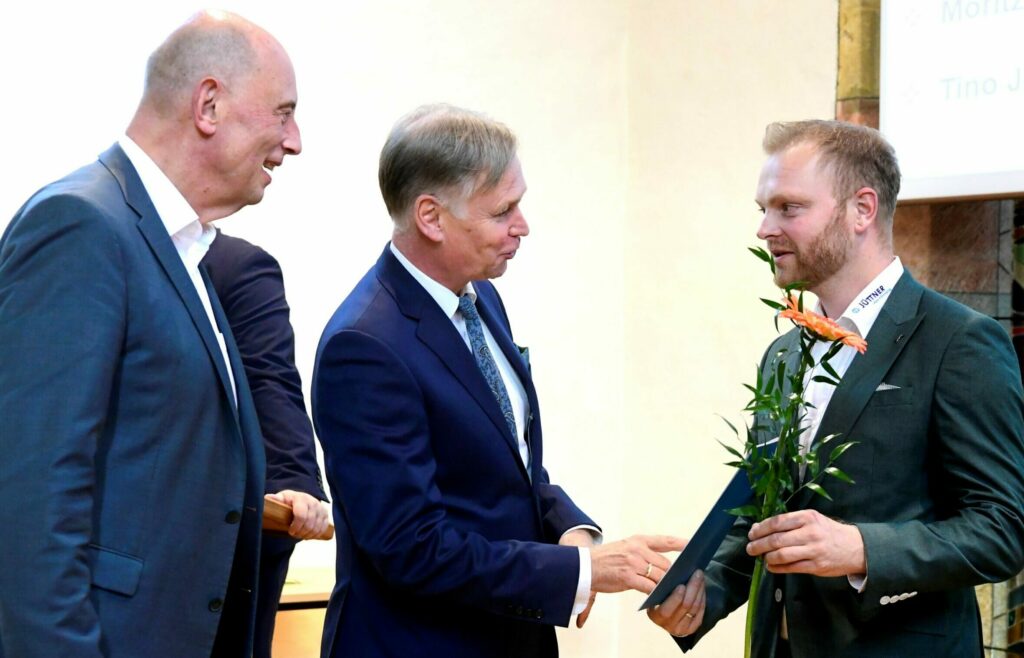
[
  {"xmin": 647, "ymin": 570, "xmax": 706, "ymax": 637},
  {"xmin": 590, "ymin": 534, "xmax": 685, "ymax": 595}
]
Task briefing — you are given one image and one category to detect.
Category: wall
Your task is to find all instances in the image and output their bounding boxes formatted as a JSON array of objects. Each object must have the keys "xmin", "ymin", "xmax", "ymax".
[{"xmin": 0, "ymin": 2, "xmax": 837, "ymax": 655}]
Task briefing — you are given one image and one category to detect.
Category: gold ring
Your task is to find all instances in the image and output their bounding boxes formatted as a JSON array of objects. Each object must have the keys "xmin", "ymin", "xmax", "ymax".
[
  {"xmin": 644, "ymin": 563, "xmax": 653, "ymax": 578},
  {"xmin": 684, "ymin": 612, "xmax": 695, "ymax": 619}
]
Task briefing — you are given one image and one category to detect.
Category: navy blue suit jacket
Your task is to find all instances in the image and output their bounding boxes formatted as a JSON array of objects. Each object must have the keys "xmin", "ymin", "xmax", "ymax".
[
  {"xmin": 312, "ymin": 246, "xmax": 597, "ymax": 658},
  {"xmin": 203, "ymin": 231, "xmax": 325, "ymax": 500},
  {"xmin": 0, "ymin": 145, "xmax": 266, "ymax": 658}
]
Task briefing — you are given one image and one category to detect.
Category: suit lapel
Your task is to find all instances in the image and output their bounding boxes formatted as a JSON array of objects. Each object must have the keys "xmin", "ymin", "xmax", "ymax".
[
  {"xmin": 793, "ymin": 272, "xmax": 926, "ymax": 506},
  {"xmin": 475, "ymin": 288, "xmax": 540, "ymax": 480},
  {"xmin": 201, "ymin": 265, "xmax": 242, "ymax": 419},
  {"xmin": 376, "ymin": 249, "xmax": 529, "ymax": 480},
  {"xmin": 99, "ymin": 145, "xmax": 239, "ymax": 417}
]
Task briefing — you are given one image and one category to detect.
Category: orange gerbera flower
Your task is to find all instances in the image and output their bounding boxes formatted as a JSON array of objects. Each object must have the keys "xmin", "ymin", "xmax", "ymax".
[{"xmin": 779, "ymin": 293, "xmax": 868, "ymax": 354}]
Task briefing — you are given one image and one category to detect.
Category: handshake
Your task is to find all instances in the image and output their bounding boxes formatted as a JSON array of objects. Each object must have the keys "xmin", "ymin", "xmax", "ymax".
[{"xmin": 560, "ymin": 531, "xmax": 705, "ymax": 636}]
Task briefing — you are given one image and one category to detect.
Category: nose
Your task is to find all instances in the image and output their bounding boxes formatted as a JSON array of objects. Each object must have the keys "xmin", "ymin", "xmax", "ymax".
[
  {"xmin": 510, "ymin": 209, "xmax": 529, "ymax": 238},
  {"xmin": 756, "ymin": 211, "xmax": 777, "ymax": 241},
  {"xmin": 284, "ymin": 118, "xmax": 302, "ymax": 156}
]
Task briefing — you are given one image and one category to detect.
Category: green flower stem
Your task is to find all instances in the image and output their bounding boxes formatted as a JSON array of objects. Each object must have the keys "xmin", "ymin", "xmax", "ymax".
[
  {"xmin": 745, "ymin": 557, "xmax": 765, "ymax": 658},
  {"xmin": 745, "ymin": 473, "xmax": 780, "ymax": 657}
]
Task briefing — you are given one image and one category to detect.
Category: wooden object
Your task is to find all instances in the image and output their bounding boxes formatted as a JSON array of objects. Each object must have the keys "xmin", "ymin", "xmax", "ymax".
[{"xmin": 262, "ymin": 495, "xmax": 334, "ymax": 540}]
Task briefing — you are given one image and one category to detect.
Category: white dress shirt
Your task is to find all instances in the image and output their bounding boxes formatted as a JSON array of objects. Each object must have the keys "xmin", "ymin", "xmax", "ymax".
[
  {"xmin": 119, "ymin": 136, "xmax": 236, "ymax": 404},
  {"xmin": 389, "ymin": 242, "xmax": 594, "ymax": 615},
  {"xmin": 798, "ymin": 256, "xmax": 904, "ymax": 592},
  {"xmin": 800, "ymin": 257, "xmax": 905, "ymax": 454}
]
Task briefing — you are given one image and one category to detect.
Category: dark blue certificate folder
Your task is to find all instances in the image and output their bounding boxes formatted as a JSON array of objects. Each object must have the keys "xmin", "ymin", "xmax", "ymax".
[{"xmin": 639, "ymin": 467, "xmax": 756, "ymax": 610}]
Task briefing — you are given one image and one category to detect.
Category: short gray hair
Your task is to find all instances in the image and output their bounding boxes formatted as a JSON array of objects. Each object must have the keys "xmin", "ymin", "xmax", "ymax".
[
  {"xmin": 379, "ymin": 104, "xmax": 518, "ymax": 229},
  {"xmin": 142, "ymin": 11, "xmax": 259, "ymax": 116},
  {"xmin": 763, "ymin": 120, "xmax": 901, "ymax": 225}
]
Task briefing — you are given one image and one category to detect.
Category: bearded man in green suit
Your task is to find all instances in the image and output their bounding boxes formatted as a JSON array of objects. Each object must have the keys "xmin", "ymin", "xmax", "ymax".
[{"xmin": 649, "ymin": 120, "xmax": 1024, "ymax": 658}]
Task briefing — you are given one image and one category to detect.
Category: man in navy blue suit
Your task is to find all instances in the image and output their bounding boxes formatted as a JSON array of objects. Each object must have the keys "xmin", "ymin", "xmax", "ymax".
[
  {"xmin": 203, "ymin": 231, "xmax": 330, "ymax": 658},
  {"xmin": 0, "ymin": 11, "xmax": 302, "ymax": 658},
  {"xmin": 313, "ymin": 104, "xmax": 683, "ymax": 657}
]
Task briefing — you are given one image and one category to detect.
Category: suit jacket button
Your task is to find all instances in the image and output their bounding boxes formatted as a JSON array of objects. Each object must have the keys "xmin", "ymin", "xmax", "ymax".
[
  {"xmin": 774, "ymin": 588, "xmax": 782, "ymax": 603},
  {"xmin": 225, "ymin": 510, "xmax": 241, "ymax": 524},
  {"xmin": 535, "ymin": 610, "xmax": 543, "ymax": 619},
  {"xmin": 209, "ymin": 598, "xmax": 224, "ymax": 612},
  {"xmin": 516, "ymin": 606, "xmax": 524, "ymax": 616}
]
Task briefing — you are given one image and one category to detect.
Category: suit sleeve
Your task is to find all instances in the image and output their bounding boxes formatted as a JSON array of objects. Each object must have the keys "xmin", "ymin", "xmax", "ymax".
[
  {"xmin": 314, "ymin": 329, "xmax": 582, "ymax": 626},
  {"xmin": 855, "ymin": 314, "xmax": 1024, "ymax": 606},
  {"xmin": 207, "ymin": 244, "xmax": 325, "ymax": 500},
  {"xmin": 0, "ymin": 195, "xmax": 126, "ymax": 657},
  {"xmin": 535, "ymin": 471, "xmax": 600, "ymax": 543}
]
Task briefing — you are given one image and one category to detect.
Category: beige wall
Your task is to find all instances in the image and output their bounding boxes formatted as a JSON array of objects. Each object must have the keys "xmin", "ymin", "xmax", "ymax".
[{"xmin": 0, "ymin": 1, "xmax": 837, "ymax": 655}]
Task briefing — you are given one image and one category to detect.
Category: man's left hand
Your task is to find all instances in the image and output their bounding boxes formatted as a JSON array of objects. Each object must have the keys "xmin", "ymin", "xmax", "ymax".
[
  {"xmin": 267, "ymin": 490, "xmax": 330, "ymax": 540},
  {"xmin": 746, "ymin": 509, "xmax": 866, "ymax": 578}
]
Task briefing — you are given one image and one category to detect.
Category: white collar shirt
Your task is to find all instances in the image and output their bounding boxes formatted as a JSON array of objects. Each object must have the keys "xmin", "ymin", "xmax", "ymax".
[
  {"xmin": 801, "ymin": 257, "xmax": 905, "ymax": 455},
  {"xmin": 119, "ymin": 136, "xmax": 236, "ymax": 404}
]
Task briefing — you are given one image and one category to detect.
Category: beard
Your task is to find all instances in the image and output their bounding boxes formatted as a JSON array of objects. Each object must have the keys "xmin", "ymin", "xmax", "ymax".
[{"xmin": 773, "ymin": 205, "xmax": 852, "ymax": 290}]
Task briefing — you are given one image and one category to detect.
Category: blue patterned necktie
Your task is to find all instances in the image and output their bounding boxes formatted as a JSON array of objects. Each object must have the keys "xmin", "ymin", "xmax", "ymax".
[{"xmin": 458, "ymin": 293, "xmax": 518, "ymax": 442}]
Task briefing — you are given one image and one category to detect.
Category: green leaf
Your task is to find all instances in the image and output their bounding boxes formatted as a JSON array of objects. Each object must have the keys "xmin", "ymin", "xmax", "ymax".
[
  {"xmin": 810, "ymin": 375, "xmax": 841, "ymax": 387},
  {"xmin": 749, "ymin": 246, "xmax": 776, "ymax": 274},
  {"xmin": 717, "ymin": 439, "xmax": 746, "ymax": 461},
  {"xmin": 805, "ymin": 482, "xmax": 834, "ymax": 501},
  {"xmin": 828, "ymin": 441, "xmax": 858, "ymax": 461},
  {"xmin": 717, "ymin": 414, "xmax": 740, "ymax": 437},
  {"xmin": 825, "ymin": 466, "xmax": 855, "ymax": 484},
  {"xmin": 824, "ymin": 341, "xmax": 845, "ymax": 361},
  {"xmin": 760, "ymin": 298, "xmax": 786, "ymax": 311},
  {"xmin": 726, "ymin": 504, "xmax": 760, "ymax": 518},
  {"xmin": 817, "ymin": 433, "xmax": 839, "ymax": 445},
  {"xmin": 821, "ymin": 360, "xmax": 840, "ymax": 380},
  {"xmin": 749, "ymin": 245, "xmax": 772, "ymax": 263}
]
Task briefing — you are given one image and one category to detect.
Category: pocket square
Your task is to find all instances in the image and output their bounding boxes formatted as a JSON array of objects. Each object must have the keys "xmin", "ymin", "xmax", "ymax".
[
  {"xmin": 876, "ymin": 382, "xmax": 901, "ymax": 391},
  {"xmin": 516, "ymin": 345, "xmax": 530, "ymax": 368}
]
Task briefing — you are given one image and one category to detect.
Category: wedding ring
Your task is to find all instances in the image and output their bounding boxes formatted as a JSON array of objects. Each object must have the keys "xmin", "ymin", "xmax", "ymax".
[
  {"xmin": 684, "ymin": 612, "xmax": 695, "ymax": 619},
  {"xmin": 644, "ymin": 563, "xmax": 653, "ymax": 578}
]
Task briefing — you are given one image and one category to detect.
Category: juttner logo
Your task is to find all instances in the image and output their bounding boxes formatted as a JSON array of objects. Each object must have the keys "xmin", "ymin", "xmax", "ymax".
[{"xmin": 860, "ymin": 285, "xmax": 886, "ymax": 308}]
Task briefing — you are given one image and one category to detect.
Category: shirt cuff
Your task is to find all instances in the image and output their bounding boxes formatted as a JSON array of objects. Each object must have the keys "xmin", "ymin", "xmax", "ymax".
[
  {"xmin": 571, "ymin": 547, "xmax": 592, "ymax": 615},
  {"xmin": 561, "ymin": 525, "xmax": 603, "ymax": 545},
  {"xmin": 848, "ymin": 573, "xmax": 867, "ymax": 592}
]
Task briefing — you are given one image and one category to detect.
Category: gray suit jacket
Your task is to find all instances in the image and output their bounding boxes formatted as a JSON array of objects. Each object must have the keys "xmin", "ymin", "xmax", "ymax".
[
  {"xmin": 678, "ymin": 272, "xmax": 1024, "ymax": 657},
  {"xmin": 0, "ymin": 145, "xmax": 266, "ymax": 658}
]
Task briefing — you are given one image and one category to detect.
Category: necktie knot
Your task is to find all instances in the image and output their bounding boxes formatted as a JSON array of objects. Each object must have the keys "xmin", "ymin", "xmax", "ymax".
[{"xmin": 458, "ymin": 293, "xmax": 479, "ymax": 322}]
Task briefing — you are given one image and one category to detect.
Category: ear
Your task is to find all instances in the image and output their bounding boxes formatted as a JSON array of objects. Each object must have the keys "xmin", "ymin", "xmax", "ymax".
[
  {"xmin": 411, "ymin": 194, "xmax": 445, "ymax": 244},
  {"xmin": 850, "ymin": 186, "xmax": 879, "ymax": 235},
  {"xmin": 192, "ymin": 77, "xmax": 221, "ymax": 137}
]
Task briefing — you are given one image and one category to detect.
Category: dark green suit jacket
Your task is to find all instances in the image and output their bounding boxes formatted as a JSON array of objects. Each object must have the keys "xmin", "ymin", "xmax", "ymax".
[{"xmin": 678, "ymin": 272, "xmax": 1024, "ymax": 657}]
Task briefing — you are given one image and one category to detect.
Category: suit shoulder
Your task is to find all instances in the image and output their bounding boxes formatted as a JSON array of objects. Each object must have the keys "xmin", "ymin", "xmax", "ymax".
[
  {"xmin": 206, "ymin": 231, "xmax": 275, "ymax": 267},
  {"xmin": 321, "ymin": 267, "xmax": 393, "ymax": 339},
  {"xmin": 4, "ymin": 165, "xmax": 130, "ymax": 254},
  {"xmin": 917, "ymin": 285, "xmax": 1004, "ymax": 335}
]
